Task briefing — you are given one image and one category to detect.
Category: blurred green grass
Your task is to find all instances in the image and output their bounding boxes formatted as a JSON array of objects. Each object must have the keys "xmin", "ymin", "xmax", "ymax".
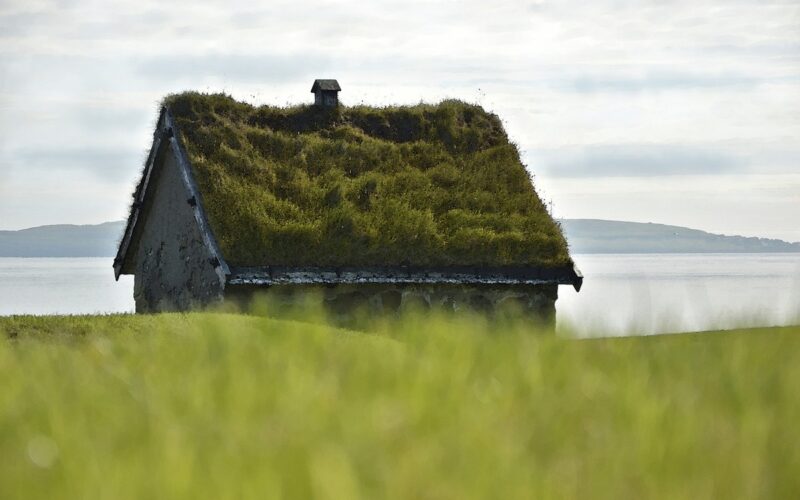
[{"xmin": 1, "ymin": 312, "xmax": 798, "ymax": 499}]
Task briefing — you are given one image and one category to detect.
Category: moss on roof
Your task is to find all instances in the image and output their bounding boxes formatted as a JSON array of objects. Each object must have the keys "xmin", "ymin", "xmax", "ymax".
[{"xmin": 164, "ymin": 92, "xmax": 572, "ymax": 268}]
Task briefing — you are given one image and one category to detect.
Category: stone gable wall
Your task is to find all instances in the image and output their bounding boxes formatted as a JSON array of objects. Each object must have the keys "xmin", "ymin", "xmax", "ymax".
[{"xmin": 132, "ymin": 150, "xmax": 224, "ymax": 312}]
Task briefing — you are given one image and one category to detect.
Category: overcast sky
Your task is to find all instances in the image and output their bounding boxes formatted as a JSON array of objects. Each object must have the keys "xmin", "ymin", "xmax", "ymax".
[{"xmin": 1, "ymin": 0, "xmax": 798, "ymax": 240}]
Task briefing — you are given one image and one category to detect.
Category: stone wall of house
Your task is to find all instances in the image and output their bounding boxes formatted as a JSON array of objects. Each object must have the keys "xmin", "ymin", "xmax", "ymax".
[
  {"xmin": 132, "ymin": 149, "xmax": 225, "ymax": 312},
  {"xmin": 225, "ymin": 283, "xmax": 558, "ymax": 330}
]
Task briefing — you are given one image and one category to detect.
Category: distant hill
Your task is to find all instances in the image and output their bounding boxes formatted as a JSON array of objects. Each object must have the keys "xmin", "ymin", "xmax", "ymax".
[
  {"xmin": 1, "ymin": 219, "xmax": 798, "ymax": 257},
  {"xmin": 0, "ymin": 221, "xmax": 124, "ymax": 257},
  {"xmin": 560, "ymin": 219, "xmax": 800, "ymax": 254}
]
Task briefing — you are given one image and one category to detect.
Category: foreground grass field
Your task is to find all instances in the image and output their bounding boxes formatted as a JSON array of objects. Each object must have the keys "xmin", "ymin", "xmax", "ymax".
[{"xmin": 1, "ymin": 313, "xmax": 798, "ymax": 499}]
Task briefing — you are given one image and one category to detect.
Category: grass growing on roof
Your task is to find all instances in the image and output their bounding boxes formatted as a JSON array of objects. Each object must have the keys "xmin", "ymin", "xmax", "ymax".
[{"xmin": 164, "ymin": 92, "xmax": 571, "ymax": 268}]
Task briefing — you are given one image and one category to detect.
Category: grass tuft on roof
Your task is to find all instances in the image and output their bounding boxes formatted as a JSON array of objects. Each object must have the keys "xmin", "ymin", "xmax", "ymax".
[{"xmin": 164, "ymin": 92, "xmax": 571, "ymax": 268}]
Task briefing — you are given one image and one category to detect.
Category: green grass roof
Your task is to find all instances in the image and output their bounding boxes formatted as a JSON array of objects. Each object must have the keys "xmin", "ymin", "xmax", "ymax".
[{"xmin": 164, "ymin": 92, "xmax": 571, "ymax": 268}]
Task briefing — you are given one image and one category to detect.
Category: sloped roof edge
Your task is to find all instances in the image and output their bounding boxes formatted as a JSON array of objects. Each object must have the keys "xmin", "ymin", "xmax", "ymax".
[{"xmin": 113, "ymin": 108, "xmax": 230, "ymax": 280}]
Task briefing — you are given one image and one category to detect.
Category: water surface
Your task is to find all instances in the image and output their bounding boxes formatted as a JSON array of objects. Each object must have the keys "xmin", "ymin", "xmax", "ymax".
[
  {"xmin": 559, "ymin": 253, "xmax": 800, "ymax": 336},
  {"xmin": 1, "ymin": 255, "xmax": 798, "ymax": 336},
  {"xmin": 0, "ymin": 258, "xmax": 134, "ymax": 316}
]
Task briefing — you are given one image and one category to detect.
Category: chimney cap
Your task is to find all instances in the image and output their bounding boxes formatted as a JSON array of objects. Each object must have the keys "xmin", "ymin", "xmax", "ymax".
[{"xmin": 311, "ymin": 79, "xmax": 341, "ymax": 92}]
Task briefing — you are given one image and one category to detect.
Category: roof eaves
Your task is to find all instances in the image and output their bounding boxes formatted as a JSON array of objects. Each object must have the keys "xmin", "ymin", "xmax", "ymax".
[{"xmin": 227, "ymin": 265, "xmax": 583, "ymax": 292}]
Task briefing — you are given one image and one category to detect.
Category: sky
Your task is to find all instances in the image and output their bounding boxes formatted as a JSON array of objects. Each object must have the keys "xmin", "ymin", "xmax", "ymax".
[{"xmin": 0, "ymin": 0, "xmax": 798, "ymax": 241}]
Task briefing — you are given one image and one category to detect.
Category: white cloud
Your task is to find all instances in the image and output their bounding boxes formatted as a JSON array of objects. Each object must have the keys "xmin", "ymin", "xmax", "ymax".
[{"xmin": 0, "ymin": 0, "xmax": 798, "ymax": 239}]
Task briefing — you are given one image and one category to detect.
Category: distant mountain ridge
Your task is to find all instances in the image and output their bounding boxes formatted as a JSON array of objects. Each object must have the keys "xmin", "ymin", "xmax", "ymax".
[
  {"xmin": 0, "ymin": 221, "xmax": 124, "ymax": 257},
  {"xmin": 560, "ymin": 219, "xmax": 800, "ymax": 254},
  {"xmin": 0, "ymin": 219, "xmax": 798, "ymax": 257}
]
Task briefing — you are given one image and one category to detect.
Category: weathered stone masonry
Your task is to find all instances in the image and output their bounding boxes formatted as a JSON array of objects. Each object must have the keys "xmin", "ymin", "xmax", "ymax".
[
  {"xmin": 226, "ymin": 283, "xmax": 558, "ymax": 326},
  {"xmin": 131, "ymin": 143, "xmax": 224, "ymax": 312}
]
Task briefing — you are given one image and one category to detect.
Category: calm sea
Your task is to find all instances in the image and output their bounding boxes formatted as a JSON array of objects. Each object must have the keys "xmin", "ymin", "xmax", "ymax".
[{"xmin": 1, "ymin": 255, "xmax": 798, "ymax": 336}]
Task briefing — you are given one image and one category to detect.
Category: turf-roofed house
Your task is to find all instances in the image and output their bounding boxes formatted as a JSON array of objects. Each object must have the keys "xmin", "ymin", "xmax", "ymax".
[{"xmin": 114, "ymin": 80, "xmax": 582, "ymax": 324}]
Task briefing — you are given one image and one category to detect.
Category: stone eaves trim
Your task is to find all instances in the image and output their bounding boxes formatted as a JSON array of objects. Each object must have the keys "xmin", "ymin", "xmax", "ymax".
[{"xmin": 228, "ymin": 265, "xmax": 583, "ymax": 292}]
